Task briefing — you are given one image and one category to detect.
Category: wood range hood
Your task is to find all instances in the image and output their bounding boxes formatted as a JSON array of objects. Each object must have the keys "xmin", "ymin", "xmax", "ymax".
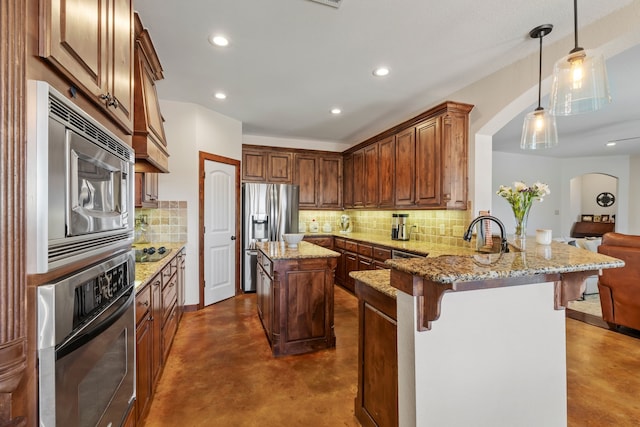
[{"xmin": 133, "ymin": 12, "xmax": 170, "ymax": 173}]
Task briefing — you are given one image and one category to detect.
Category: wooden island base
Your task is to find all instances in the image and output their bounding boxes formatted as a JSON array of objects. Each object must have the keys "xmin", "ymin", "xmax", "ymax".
[{"xmin": 256, "ymin": 242, "xmax": 339, "ymax": 357}]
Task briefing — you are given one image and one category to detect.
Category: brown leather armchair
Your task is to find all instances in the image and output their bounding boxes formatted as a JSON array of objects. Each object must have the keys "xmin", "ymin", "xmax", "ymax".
[{"xmin": 597, "ymin": 232, "xmax": 640, "ymax": 331}]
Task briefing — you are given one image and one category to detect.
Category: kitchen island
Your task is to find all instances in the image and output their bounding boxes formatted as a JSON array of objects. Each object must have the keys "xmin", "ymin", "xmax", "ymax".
[
  {"xmin": 256, "ymin": 241, "xmax": 340, "ymax": 356},
  {"xmin": 352, "ymin": 240, "xmax": 624, "ymax": 427}
]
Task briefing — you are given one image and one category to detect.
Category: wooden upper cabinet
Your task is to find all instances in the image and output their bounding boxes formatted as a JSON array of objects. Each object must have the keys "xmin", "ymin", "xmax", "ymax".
[
  {"xmin": 441, "ymin": 110, "xmax": 470, "ymax": 209},
  {"xmin": 133, "ymin": 13, "xmax": 169, "ymax": 173},
  {"xmin": 343, "ymin": 154, "xmax": 354, "ymax": 208},
  {"xmin": 242, "ymin": 150, "xmax": 267, "ymax": 182},
  {"xmin": 394, "ymin": 127, "xmax": 416, "ymax": 206},
  {"xmin": 364, "ymin": 144, "xmax": 379, "ymax": 208},
  {"xmin": 267, "ymin": 152, "xmax": 292, "ymax": 183},
  {"xmin": 415, "ymin": 117, "xmax": 441, "ymax": 207},
  {"xmin": 318, "ymin": 155, "xmax": 343, "ymax": 209},
  {"xmin": 378, "ymin": 136, "xmax": 395, "ymax": 208},
  {"xmin": 40, "ymin": 0, "xmax": 134, "ymax": 133},
  {"xmin": 294, "ymin": 154, "xmax": 319, "ymax": 208},
  {"xmin": 352, "ymin": 150, "xmax": 365, "ymax": 207}
]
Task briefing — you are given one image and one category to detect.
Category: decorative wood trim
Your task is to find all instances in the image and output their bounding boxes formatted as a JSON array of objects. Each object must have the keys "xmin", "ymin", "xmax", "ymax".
[
  {"xmin": 198, "ymin": 152, "xmax": 241, "ymax": 310},
  {"xmin": 391, "ymin": 266, "xmax": 593, "ymax": 331},
  {"xmin": 554, "ymin": 270, "xmax": 597, "ymax": 310},
  {"xmin": 0, "ymin": 0, "xmax": 27, "ymax": 425}
]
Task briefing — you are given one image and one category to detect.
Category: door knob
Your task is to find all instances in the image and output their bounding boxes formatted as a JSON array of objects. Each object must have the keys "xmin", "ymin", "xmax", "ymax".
[{"xmin": 230, "ymin": 236, "xmax": 236, "ymax": 240}]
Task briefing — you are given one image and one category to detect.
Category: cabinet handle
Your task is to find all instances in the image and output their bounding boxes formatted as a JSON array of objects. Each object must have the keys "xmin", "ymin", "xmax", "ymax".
[
  {"xmin": 99, "ymin": 93, "xmax": 119, "ymax": 109},
  {"xmin": 154, "ymin": 280, "xmax": 161, "ymax": 287},
  {"xmin": 139, "ymin": 300, "xmax": 149, "ymax": 307}
]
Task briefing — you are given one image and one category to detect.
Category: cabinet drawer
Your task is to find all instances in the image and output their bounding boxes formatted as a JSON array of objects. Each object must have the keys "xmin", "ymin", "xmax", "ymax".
[
  {"xmin": 162, "ymin": 276, "xmax": 177, "ymax": 324},
  {"xmin": 135, "ymin": 284, "xmax": 151, "ymax": 325},
  {"xmin": 334, "ymin": 238, "xmax": 346, "ymax": 249},
  {"xmin": 345, "ymin": 240, "xmax": 358, "ymax": 252},
  {"xmin": 304, "ymin": 236, "xmax": 333, "ymax": 249},
  {"xmin": 258, "ymin": 251, "xmax": 273, "ymax": 276},
  {"xmin": 161, "ymin": 263, "xmax": 173, "ymax": 287},
  {"xmin": 373, "ymin": 246, "xmax": 392, "ymax": 261},
  {"xmin": 357, "ymin": 244, "xmax": 373, "ymax": 257}
]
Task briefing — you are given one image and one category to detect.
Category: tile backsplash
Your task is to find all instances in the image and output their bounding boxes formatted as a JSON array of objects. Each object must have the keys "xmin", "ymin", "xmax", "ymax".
[
  {"xmin": 136, "ymin": 201, "xmax": 188, "ymax": 243},
  {"xmin": 299, "ymin": 209, "xmax": 473, "ymax": 247}
]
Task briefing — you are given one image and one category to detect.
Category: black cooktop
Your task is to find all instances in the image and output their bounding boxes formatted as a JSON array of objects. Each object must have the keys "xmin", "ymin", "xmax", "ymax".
[{"xmin": 134, "ymin": 246, "xmax": 172, "ymax": 263}]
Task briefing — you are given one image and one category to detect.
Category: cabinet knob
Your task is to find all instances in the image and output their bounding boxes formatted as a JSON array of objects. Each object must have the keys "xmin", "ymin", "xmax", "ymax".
[{"xmin": 230, "ymin": 236, "xmax": 236, "ymax": 240}]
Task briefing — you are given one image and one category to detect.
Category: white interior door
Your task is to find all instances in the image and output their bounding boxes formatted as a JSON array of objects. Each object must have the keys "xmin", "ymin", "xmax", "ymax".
[{"xmin": 204, "ymin": 160, "xmax": 236, "ymax": 306}]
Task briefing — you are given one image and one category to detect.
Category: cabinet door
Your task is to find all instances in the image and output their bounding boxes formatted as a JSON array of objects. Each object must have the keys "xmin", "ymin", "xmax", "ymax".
[
  {"xmin": 415, "ymin": 117, "xmax": 441, "ymax": 207},
  {"xmin": 352, "ymin": 150, "xmax": 365, "ymax": 208},
  {"xmin": 441, "ymin": 112, "xmax": 469, "ymax": 210},
  {"xmin": 343, "ymin": 154, "xmax": 354, "ymax": 208},
  {"xmin": 378, "ymin": 136, "xmax": 395, "ymax": 208},
  {"xmin": 267, "ymin": 152, "xmax": 292, "ymax": 183},
  {"xmin": 335, "ymin": 249, "xmax": 346, "ymax": 286},
  {"xmin": 294, "ymin": 154, "xmax": 319, "ymax": 208},
  {"xmin": 344, "ymin": 252, "xmax": 358, "ymax": 293},
  {"xmin": 150, "ymin": 275, "xmax": 163, "ymax": 384},
  {"xmin": 135, "ymin": 317, "xmax": 152, "ymax": 422},
  {"xmin": 144, "ymin": 173, "xmax": 158, "ymax": 202},
  {"xmin": 358, "ymin": 256, "xmax": 373, "ymax": 271},
  {"xmin": 395, "ymin": 127, "xmax": 416, "ymax": 206},
  {"xmin": 318, "ymin": 156, "xmax": 343, "ymax": 208},
  {"xmin": 40, "ymin": 0, "xmax": 108, "ymax": 102},
  {"xmin": 108, "ymin": 0, "xmax": 134, "ymax": 130},
  {"xmin": 360, "ymin": 303, "xmax": 398, "ymax": 427},
  {"xmin": 364, "ymin": 144, "xmax": 379, "ymax": 208},
  {"xmin": 40, "ymin": 0, "xmax": 133, "ymax": 132},
  {"xmin": 242, "ymin": 151, "xmax": 267, "ymax": 182}
]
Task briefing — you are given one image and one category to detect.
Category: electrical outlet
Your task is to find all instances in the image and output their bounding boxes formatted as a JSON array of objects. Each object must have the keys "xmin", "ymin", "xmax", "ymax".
[
  {"xmin": 439, "ymin": 224, "xmax": 446, "ymax": 235},
  {"xmin": 452, "ymin": 225, "xmax": 464, "ymax": 237}
]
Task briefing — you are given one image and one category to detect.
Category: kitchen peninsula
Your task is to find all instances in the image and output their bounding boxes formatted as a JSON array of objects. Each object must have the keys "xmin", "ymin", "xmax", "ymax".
[
  {"xmin": 352, "ymin": 241, "xmax": 624, "ymax": 427},
  {"xmin": 255, "ymin": 241, "xmax": 340, "ymax": 356}
]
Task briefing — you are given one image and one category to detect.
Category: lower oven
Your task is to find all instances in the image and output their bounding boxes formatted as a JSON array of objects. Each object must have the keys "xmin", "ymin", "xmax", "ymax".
[{"xmin": 37, "ymin": 251, "xmax": 136, "ymax": 427}]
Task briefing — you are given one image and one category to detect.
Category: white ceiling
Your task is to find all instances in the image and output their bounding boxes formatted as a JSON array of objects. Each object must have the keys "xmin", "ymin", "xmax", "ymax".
[{"xmin": 134, "ymin": 0, "xmax": 638, "ymax": 155}]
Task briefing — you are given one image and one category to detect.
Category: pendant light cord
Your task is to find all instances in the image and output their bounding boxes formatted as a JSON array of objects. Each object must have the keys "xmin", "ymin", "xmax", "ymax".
[{"xmin": 537, "ymin": 34, "xmax": 543, "ymax": 110}]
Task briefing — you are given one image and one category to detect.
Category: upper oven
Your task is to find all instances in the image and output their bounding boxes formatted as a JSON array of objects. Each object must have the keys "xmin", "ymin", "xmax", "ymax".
[
  {"xmin": 37, "ymin": 251, "xmax": 136, "ymax": 427},
  {"xmin": 27, "ymin": 80, "xmax": 135, "ymax": 273}
]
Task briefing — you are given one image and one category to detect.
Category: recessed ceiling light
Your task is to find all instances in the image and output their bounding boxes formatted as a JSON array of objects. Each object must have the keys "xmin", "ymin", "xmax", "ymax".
[
  {"xmin": 331, "ymin": 108, "xmax": 342, "ymax": 115},
  {"xmin": 209, "ymin": 35, "xmax": 229, "ymax": 47},
  {"xmin": 606, "ymin": 142, "xmax": 616, "ymax": 147},
  {"xmin": 373, "ymin": 67, "xmax": 390, "ymax": 77},
  {"xmin": 214, "ymin": 92, "xmax": 227, "ymax": 100}
]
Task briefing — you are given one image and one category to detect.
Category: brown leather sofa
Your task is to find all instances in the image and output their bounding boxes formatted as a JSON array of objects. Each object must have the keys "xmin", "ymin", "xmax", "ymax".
[{"xmin": 597, "ymin": 232, "xmax": 640, "ymax": 331}]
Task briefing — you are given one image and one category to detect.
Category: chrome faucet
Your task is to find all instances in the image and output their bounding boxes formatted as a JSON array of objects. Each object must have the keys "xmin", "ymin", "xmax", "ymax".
[{"xmin": 463, "ymin": 215, "xmax": 509, "ymax": 253}]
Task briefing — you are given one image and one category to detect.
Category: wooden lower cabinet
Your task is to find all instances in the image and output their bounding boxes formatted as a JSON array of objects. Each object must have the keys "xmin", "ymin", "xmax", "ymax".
[
  {"xmin": 257, "ymin": 249, "xmax": 337, "ymax": 356},
  {"xmin": 135, "ymin": 249, "xmax": 185, "ymax": 425},
  {"xmin": 354, "ymin": 280, "xmax": 398, "ymax": 427},
  {"xmin": 336, "ymin": 238, "xmax": 393, "ymax": 293},
  {"xmin": 302, "ymin": 235, "xmax": 334, "ymax": 249}
]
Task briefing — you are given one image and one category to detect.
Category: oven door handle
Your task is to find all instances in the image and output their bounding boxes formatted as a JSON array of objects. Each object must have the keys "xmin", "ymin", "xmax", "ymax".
[{"xmin": 56, "ymin": 288, "xmax": 134, "ymax": 360}]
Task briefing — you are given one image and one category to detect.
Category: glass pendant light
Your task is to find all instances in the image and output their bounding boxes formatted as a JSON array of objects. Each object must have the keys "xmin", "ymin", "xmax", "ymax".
[
  {"xmin": 549, "ymin": 0, "xmax": 611, "ymax": 115},
  {"xmin": 521, "ymin": 24, "xmax": 558, "ymax": 150}
]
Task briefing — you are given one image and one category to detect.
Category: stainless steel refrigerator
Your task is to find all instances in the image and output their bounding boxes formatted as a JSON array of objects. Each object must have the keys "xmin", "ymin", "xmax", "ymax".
[{"xmin": 242, "ymin": 183, "xmax": 299, "ymax": 292}]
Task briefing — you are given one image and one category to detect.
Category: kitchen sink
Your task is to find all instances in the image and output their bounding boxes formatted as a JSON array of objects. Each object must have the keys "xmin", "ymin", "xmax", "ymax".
[{"xmin": 134, "ymin": 247, "xmax": 172, "ymax": 263}]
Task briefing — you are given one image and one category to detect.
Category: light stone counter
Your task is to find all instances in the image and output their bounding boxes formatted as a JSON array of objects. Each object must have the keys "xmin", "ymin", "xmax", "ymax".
[
  {"xmin": 385, "ymin": 239, "xmax": 623, "ymax": 284},
  {"xmin": 133, "ymin": 242, "xmax": 186, "ymax": 290},
  {"xmin": 349, "ymin": 269, "xmax": 395, "ymax": 298},
  {"xmin": 255, "ymin": 241, "xmax": 340, "ymax": 260}
]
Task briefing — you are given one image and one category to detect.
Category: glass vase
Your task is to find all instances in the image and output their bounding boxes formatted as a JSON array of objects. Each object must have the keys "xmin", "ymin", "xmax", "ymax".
[{"xmin": 512, "ymin": 203, "xmax": 532, "ymax": 239}]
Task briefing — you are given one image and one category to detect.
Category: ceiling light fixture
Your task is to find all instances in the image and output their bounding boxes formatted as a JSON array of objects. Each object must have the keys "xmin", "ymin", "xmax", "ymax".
[
  {"xmin": 548, "ymin": 0, "xmax": 611, "ymax": 115},
  {"xmin": 606, "ymin": 142, "xmax": 616, "ymax": 147},
  {"xmin": 214, "ymin": 92, "xmax": 227, "ymax": 100},
  {"xmin": 373, "ymin": 67, "xmax": 390, "ymax": 77},
  {"xmin": 331, "ymin": 108, "xmax": 342, "ymax": 115},
  {"xmin": 209, "ymin": 35, "xmax": 229, "ymax": 47},
  {"xmin": 521, "ymin": 24, "xmax": 558, "ymax": 150}
]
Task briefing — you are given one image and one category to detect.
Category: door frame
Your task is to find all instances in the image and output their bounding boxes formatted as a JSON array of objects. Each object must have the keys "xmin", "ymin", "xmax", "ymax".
[{"xmin": 198, "ymin": 151, "xmax": 241, "ymax": 310}]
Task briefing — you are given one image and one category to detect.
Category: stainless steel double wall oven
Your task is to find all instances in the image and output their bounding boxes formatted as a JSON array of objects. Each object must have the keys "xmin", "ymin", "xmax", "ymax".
[{"xmin": 28, "ymin": 81, "xmax": 136, "ymax": 426}]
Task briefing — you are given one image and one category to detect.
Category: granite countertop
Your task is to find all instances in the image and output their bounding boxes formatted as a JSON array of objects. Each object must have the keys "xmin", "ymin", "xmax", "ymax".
[
  {"xmin": 385, "ymin": 239, "xmax": 624, "ymax": 284},
  {"xmin": 134, "ymin": 242, "xmax": 186, "ymax": 290},
  {"xmin": 256, "ymin": 241, "xmax": 340, "ymax": 260},
  {"xmin": 304, "ymin": 231, "xmax": 477, "ymax": 256},
  {"xmin": 350, "ymin": 269, "xmax": 396, "ymax": 298}
]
